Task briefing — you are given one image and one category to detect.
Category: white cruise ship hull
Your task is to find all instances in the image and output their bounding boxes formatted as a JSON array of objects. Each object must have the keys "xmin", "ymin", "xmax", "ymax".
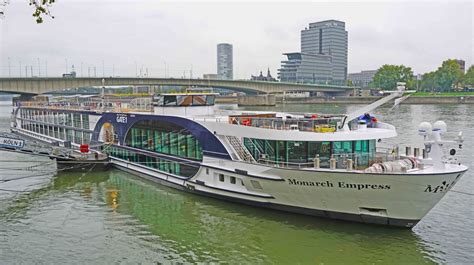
[{"xmin": 110, "ymin": 155, "xmax": 467, "ymax": 228}]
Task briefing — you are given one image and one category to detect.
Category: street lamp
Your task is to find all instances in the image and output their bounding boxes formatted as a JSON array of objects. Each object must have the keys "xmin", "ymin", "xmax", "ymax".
[
  {"xmin": 37, "ymin": 58, "xmax": 41, "ymax": 77},
  {"xmin": 8, "ymin": 57, "xmax": 11, "ymax": 77}
]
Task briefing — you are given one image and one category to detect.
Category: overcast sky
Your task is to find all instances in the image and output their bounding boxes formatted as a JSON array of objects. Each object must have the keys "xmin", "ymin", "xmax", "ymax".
[{"xmin": 0, "ymin": 0, "xmax": 472, "ymax": 78}]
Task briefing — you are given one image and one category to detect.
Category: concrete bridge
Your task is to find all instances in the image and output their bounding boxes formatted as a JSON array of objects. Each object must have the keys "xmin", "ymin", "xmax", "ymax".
[{"xmin": 0, "ymin": 77, "xmax": 353, "ymax": 95}]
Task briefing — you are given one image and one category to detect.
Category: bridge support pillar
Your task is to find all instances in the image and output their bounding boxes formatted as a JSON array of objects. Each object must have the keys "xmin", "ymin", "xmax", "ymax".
[{"xmin": 237, "ymin": 94, "xmax": 276, "ymax": 106}]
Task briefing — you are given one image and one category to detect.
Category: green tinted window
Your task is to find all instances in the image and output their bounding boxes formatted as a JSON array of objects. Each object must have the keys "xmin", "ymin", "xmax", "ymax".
[
  {"xmin": 178, "ymin": 134, "xmax": 187, "ymax": 157},
  {"xmin": 169, "ymin": 132, "xmax": 178, "ymax": 155},
  {"xmin": 187, "ymin": 135, "xmax": 196, "ymax": 158},
  {"xmin": 162, "ymin": 132, "xmax": 170, "ymax": 153},
  {"xmin": 287, "ymin": 141, "xmax": 307, "ymax": 163}
]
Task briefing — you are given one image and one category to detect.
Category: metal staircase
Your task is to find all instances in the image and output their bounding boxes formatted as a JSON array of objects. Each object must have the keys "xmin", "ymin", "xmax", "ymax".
[{"xmin": 225, "ymin": 136, "xmax": 256, "ymax": 162}]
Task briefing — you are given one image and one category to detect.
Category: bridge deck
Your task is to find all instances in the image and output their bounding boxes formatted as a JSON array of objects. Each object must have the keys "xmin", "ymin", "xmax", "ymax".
[{"xmin": 0, "ymin": 77, "xmax": 355, "ymax": 95}]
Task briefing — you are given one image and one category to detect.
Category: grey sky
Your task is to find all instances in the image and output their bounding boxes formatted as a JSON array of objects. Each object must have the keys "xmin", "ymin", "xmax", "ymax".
[{"xmin": 0, "ymin": 0, "xmax": 472, "ymax": 78}]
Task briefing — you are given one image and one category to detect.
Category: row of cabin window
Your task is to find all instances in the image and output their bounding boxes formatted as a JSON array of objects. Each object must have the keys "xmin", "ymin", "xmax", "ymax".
[
  {"xmin": 127, "ymin": 128, "xmax": 203, "ymax": 160},
  {"xmin": 156, "ymin": 95, "xmax": 215, "ymax": 107},
  {"xmin": 22, "ymin": 121, "xmax": 91, "ymax": 144},
  {"xmin": 106, "ymin": 146, "xmax": 199, "ymax": 178},
  {"xmin": 243, "ymin": 138, "xmax": 376, "ymax": 168},
  {"xmin": 217, "ymin": 173, "xmax": 244, "ymax": 186},
  {"xmin": 20, "ymin": 109, "xmax": 89, "ymax": 129}
]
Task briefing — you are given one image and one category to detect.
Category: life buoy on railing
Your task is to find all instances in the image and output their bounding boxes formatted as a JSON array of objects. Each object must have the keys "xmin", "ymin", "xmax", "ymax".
[{"xmin": 242, "ymin": 120, "xmax": 251, "ymax": 126}]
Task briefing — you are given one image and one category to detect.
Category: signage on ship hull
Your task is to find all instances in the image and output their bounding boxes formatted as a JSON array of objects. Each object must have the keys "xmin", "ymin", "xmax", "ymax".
[
  {"xmin": 287, "ymin": 179, "xmax": 391, "ymax": 190},
  {"xmin": 0, "ymin": 136, "xmax": 25, "ymax": 148},
  {"xmin": 116, "ymin": 114, "xmax": 128, "ymax": 124}
]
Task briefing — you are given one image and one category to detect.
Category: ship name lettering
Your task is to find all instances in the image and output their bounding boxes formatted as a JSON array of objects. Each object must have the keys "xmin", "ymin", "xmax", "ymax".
[
  {"xmin": 287, "ymin": 179, "xmax": 390, "ymax": 190},
  {"xmin": 116, "ymin": 114, "xmax": 128, "ymax": 124},
  {"xmin": 288, "ymin": 179, "xmax": 333, "ymax": 187},
  {"xmin": 338, "ymin": 182, "xmax": 391, "ymax": 190},
  {"xmin": 424, "ymin": 181, "xmax": 452, "ymax": 193}
]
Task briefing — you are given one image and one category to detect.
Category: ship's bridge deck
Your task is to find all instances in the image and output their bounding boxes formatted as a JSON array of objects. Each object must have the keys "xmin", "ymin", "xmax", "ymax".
[
  {"xmin": 226, "ymin": 112, "xmax": 343, "ymax": 133},
  {"xmin": 191, "ymin": 111, "xmax": 396, "ymax": 138}
]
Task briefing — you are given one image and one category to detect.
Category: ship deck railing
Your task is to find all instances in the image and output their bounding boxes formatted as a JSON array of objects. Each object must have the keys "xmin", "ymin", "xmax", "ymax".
[
  {"xmin": 18, "ymin": 102, "xmax": 153, "ymax": 113},
  {"xmin": 244, "ymin": 149, "xmax": 406, "ymax": 171},
  {"xmin": 193, "ymin": 115, "xmax": 347, "ymax": 133}
]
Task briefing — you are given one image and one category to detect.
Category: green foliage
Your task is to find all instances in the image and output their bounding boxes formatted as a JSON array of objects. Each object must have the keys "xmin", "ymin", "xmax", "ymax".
[
  {"xmin": 419, "ymin": 60, "xmax": 465, "ymax": 92},
  {"xmin": 30, "ymin": 0, "xmax": 55, "ymax": 24},
  {"xmin": 412, "ymin": 91, "xmax": 474, "ymax": 97},
  {"xmin": 420, "ymin": 71, "xmax": 437, "ymax": 91},
  {"xmin": 462, "ymin": 65, "xmax": 474, "ymax": 86},
  {"xmin": 435, "ymin": 59, "xmax": 463, "ymax": 91},
  {"xmin": 345, "ymin": 79, "xmax": 354, "ymax": 87},
  {"xmin": 371, "ymin": 64, "xmax": 413, "ymax": 90}
]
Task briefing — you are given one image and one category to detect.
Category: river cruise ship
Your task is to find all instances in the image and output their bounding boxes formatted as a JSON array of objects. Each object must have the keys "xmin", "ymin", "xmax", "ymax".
[{"xmin": 10, "ymin": 87, "xmax": 468, "ymax": 228}]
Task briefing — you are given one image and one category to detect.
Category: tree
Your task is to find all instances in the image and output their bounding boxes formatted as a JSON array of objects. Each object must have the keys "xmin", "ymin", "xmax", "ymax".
[
  {"xmin": 30, "ymin": 0, "xmax": 55, "ymax": 23},
  {"xmin": 461, "ymin": 65, "xmax": 474, "ymax": 87},
  {"xmin": 371, "ymin": 64, "xmax": 414, "ymax": 90},
  {"xmin": 1, "ymin": 1, "xmax": 55, "ymax": 23},
  {"xmin": 420, "ymin": 71, "xmax": 438, "ymax": 92},
  {"xmin": 435, "ymin": 59, "xmax": 463, "ymax": 91}
]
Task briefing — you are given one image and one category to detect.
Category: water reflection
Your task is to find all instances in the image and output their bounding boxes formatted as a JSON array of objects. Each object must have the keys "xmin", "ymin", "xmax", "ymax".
[
  {"xmin": 106, "ymin": 170, "xmax": 435, "ymax": 264},
  {"xmin": 1, "ymin": 168, "xmax": 434, "ymax": 263}
]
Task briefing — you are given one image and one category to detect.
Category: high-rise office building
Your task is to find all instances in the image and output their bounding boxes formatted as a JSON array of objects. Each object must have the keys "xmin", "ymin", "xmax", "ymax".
[
  {"xmin": 348, "ymin": 70, "xmax": 377, "ymax": 88},
  {"xmin": 217, "ymin": 43, "xmax": 233, "ymax": 80},
  {"xmin": 455, "ymin": 59, "xmax": 466, "ymax": 73},
  {"xmin": 301, "ymin": 20, "xmax": 348, "ymax": 82},
  {"xmin": 279, "ymin": 20, "xmax": 348, "ymax": 84},
  {"xmin": 279, "ymin": 52, "xmax": 333, "ymax": 83}
]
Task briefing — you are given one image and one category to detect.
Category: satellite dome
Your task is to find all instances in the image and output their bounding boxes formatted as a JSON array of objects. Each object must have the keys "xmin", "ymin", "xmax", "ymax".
[
  {"xmin": 433, "ymin": 120, "xmax": 447, "ymax": 134},
  {"xmin": 418, "ymin": 122, "xmax": 432, "ymax": 136}
]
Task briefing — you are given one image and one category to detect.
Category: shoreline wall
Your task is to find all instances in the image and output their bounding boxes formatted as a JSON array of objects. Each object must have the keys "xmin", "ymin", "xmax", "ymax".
[{"xmin": 215, "ymin": 96, "xmax": 474, "ymax": 105}]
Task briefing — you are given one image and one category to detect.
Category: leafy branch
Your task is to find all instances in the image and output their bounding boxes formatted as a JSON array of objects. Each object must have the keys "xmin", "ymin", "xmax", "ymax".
[{"xmin": 30, "ymin": 0, "xmax": 55, "ymax": 23}]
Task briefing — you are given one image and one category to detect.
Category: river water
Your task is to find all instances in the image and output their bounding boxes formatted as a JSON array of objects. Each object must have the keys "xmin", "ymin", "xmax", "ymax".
[{"xmin": 0, "ymin": 101, "xmax": 473, "ymax": 264}]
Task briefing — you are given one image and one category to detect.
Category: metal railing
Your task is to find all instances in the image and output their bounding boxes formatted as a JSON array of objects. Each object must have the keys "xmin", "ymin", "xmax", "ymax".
[
  {"xmin": 229, "ymin": 116, "xmax": 342, "ymax": 132},
  {"xmin": 17, "ymin": 100, "xmax": 153, "ymax": 113},
  {"xmin": 245, "ymin": 151, "xmax": 378, "ymax": 170}
]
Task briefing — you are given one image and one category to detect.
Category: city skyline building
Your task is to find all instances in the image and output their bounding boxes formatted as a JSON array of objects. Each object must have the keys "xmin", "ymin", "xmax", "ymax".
[
  {"xmin": 301, "ymin": 20, "xmax": 348, "ymax": 82},
  {"xmin": 279, "ymin": 52, "xmax": 333, "ymax": 83},
  {"xmin": 279, "ymin": 20, "xmax": 348, "ymax": 85},
  {"xmin": 251, "ymin": 68, "xmax": 277, "ymax": 82},
  {"xmin": 455, "ymin": 59, "xmax": 466, "ymax": 73},
  {"xmin": 217, "ymin": 43, "xmax": 233, "ymax": 80},
  {"xmin": 348, "ymin": 70, "xmax": 377, "ymax": 88}
]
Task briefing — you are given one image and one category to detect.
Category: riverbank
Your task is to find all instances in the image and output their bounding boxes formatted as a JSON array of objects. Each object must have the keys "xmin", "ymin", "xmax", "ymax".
[{"xmin": 215, "ymin": 95, "xmax": 474, "ymax": 105}]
